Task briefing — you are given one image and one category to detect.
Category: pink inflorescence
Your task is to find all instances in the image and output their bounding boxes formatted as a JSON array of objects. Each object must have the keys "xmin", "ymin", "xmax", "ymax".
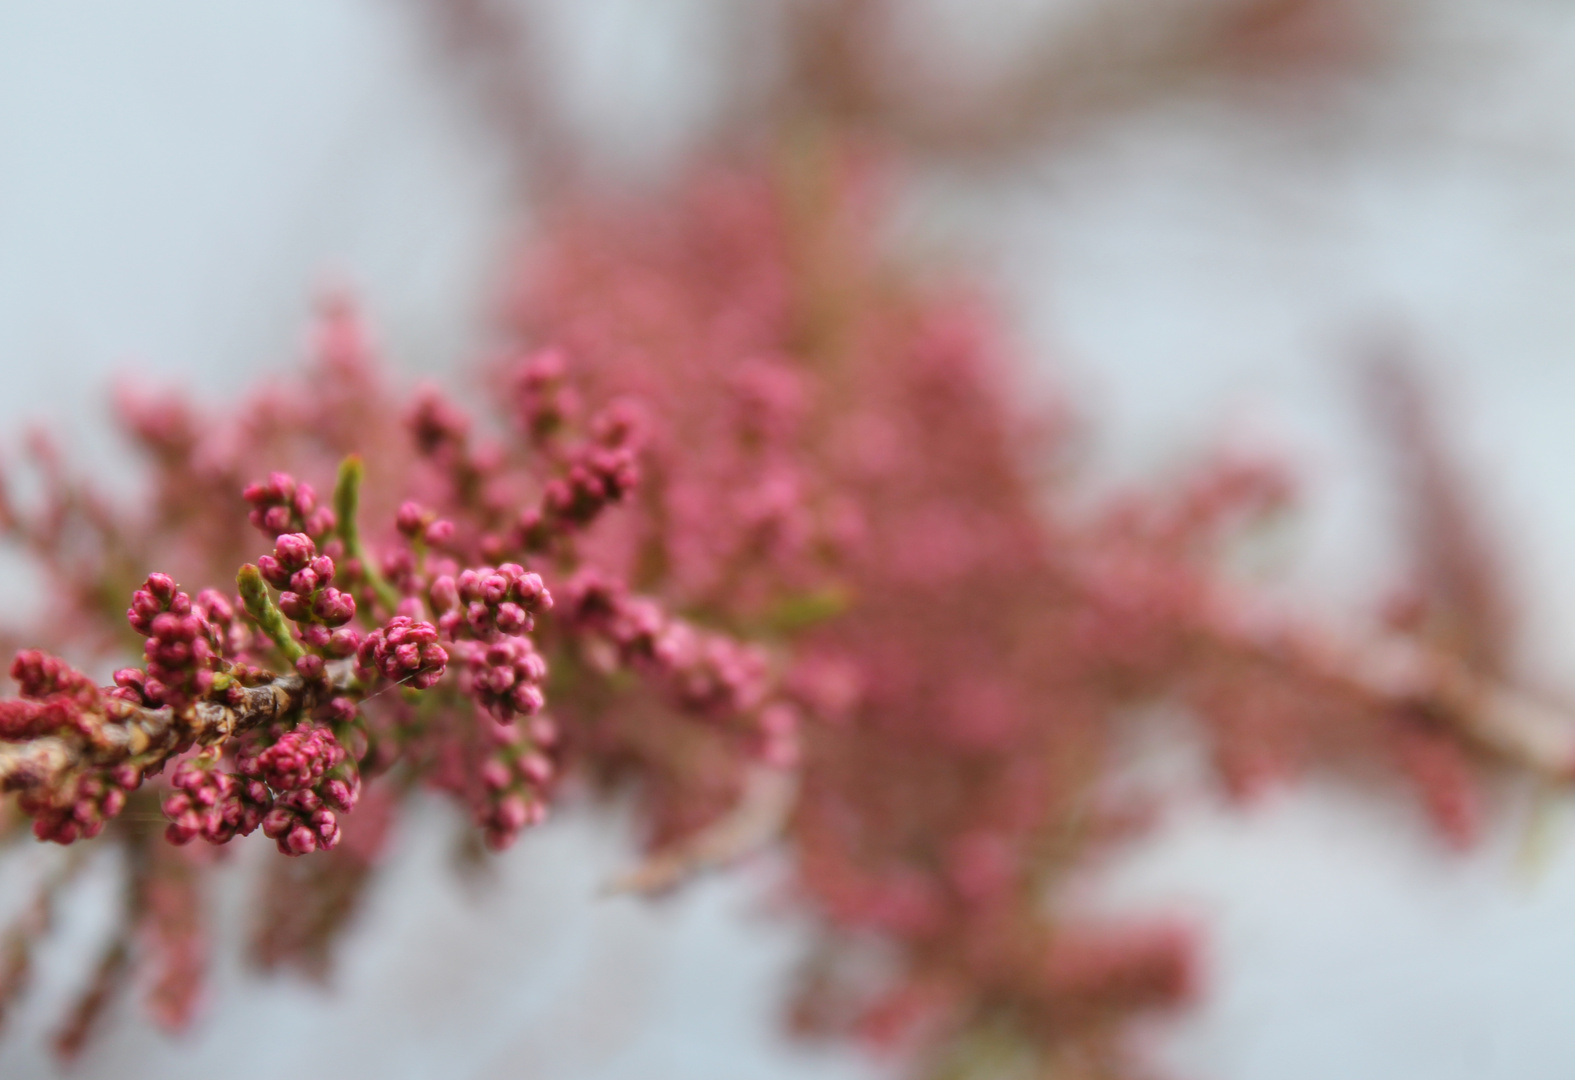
[
  {"xmin": 253, "ymin": 726, "xmax": 343, "ymax": 791},
  {"xmin": 23, "ymin": 768, "xmax": 139, "ymax": 846},
  {"xmin": 475, "ymin": 712, "xmax": 557, "ymax": 850},
  {"xmin": 129, "ymin": 574, "xmax": 220, "ymax": 710},
  {"xmin": 560, "ymin": 570, "xmax": 768, "ymax": 716},
  {"xmin": 243, "ymin": 472, "xmax": 336, "ymax": 540},
  {"xmin": 509, "ymin": 346, "xmax": 579, "ymax": 445},
  {"xmin": 454, "ymin": 636, "xmax": 548, "ymax": 722},
  {"xmin": 395, "ymin": 501, "xmax": 457, "ymax": 550},
  {"xmin": 429, "ymin": 563, "xmax": 552, "ymax": 641},
  {"xmin": 356, "ymin": 617, "xmax": 448, "ymax": 689},
  {"xmin": 1, "ymin": 651, "xmax": 141, "ymax": 842},
  {"xmin": 162, "ymin": 758, "xmax": 271, "ymax": 846},
  {"xmin": 0, "ymin": 650, "xmax": 102, "ymax": 740},
  {"xmin": 542, "ymin": 436, "xmax": 638, "ymax": 528},
  {"xmin": 258, "ymin": 534, "xmax": 357, "ymax": 635},
  {"xmin": 407, "ymin": 384, "xmax": 471, "ymax": 463},
  {"xmin": 513, "ymin": 399, "xmax": 642, "ymax": 550},
  {"xmin": 237, "ymin": 723, "xmax": 359, "ymax": 856},
  {"xmin": 162, "ymin": 723, "xmax": 361, "ymax": 857},
  {"xmin": 193, "ymin": 589, "xmax": 253, "ymax": 663}
]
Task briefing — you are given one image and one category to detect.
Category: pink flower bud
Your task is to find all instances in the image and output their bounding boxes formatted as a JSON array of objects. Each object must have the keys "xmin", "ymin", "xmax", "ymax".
[
  {"xmin": 481, "ymin": 574, "xmax": 508, "ymax": 605},
  {"xmin": 394, "ymin": 596, "xmax": 425, "ymax": 621},
  {"xmin": 326, "ymin": 628, "xmax": 360, "ymax": 658},
  {"xmin": 257, "ymin": 555, "xmax": 290, "ymax": 589},
  {"xmin": 429, "ymin": 575, "xmax": 459, "ymax": 613},
  {"xmin": 425, "ymin": 519, "xmax": 455, "ymax": 547},
  {"xmin": 196, "ymin": 589, "xmax": 235, "ymax": 623},
  {"xmin": 496, "ymin": 795, "xmax": 528, "ymax": 831},
  {"xmin": 510, "ymin": 684, "xmax": 545, "ymax": 716},
  {"xmin": 322, "ymin": 696, "xmax": 358, "ymax": 723},
  {"xmin": 396, "ymin": 501, "xmax": 426, "ymax": 537},
  {"xmin": 408, "ymin": 668, "xmax": 444, "ymax": 691},
  {"xmin": 274, "ymin": 533, "xmax": 316, "ymax": 572},
  {"xmin": 480, "ymin": 760, "xmax": 511, "ymax": 790},
  {"xmin": 262, "ymin": 807, "xmax": 294, "ymax": 838},
  {"xmin": 145, "ymin": 573, "xmax": 177, "ymax": 603},
  {"xmin": 313, "ymin": 588, "xmax": 356, "ymax": 626},
  {"xmin": 495, "ymin": 603, "xmax": 529, "ymax": 634},
  {"xmin": 321, "ymin": 778, "xmax": 356, "ymax": 811},
  {"xmin": 304, "ymin": 507, "xmax": 337, "ymax": 537},
  {"xmin": 518, "ymin": 753, "xmax": 553, "ymax": 785}
]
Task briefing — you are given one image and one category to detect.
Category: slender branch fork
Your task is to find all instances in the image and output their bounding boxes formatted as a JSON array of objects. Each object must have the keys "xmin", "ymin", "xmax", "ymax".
[{"xmin": 1201, "ymin": 597, "xmax": 1575, "ymax": 780}]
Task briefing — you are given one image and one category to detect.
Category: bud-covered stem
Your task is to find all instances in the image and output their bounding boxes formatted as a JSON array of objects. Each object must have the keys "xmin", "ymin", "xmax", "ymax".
[
  {"xmin": 333, "ymin": 455, "xmax": 401, "ymax": 614},
  {"xmin": 0, "ymin": 664, "xmax": 354, "ymax": 796},
  {"xmin": 236, "ymin": 565, "xmax": 305, "ymax": 663}
]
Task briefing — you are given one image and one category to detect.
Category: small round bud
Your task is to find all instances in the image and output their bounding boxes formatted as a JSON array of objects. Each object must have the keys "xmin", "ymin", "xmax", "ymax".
[
  {"xmin": 429, "ymin": 575, "xmax": 459, "ymax": 612},
  {"xmin": 396, "ymin": 501, "xmax": 427, "ymax": 537}
]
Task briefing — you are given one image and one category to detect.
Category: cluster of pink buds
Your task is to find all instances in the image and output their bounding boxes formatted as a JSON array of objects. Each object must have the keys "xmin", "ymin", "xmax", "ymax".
[
  {"xmin": 243, "ymin": 472, "xmax": 336, "ymax": 540},
  {"xmin": 509, "ymin": 347, "xmax": 579, "ymax": 444},
  {"xmin": 356, "ymin": 617, "xmax": 448, "ymax": 689},
  {"xmin": 10, "ymin": 649, "xmax": 97, "ymax": 703},
  {"xmin": 258, "ymin": 534, "xmax": 358, "ymax": 654},
  {"xmin": 260, "ymin": 785, "xmax": 350, "ymax": 856},
  {"xmin": 21, "ymin": 767, "xmax": 139, "ymax": 845},
  {"xmin": 0, "ymin": 650, "xmax": 102, "ymax": 739},
  {"xmin": 649, "ymin": 620, "xmax": 770, "ymax": 716},
  {"xmin": 3, "ymin": 651, "xmax": 141, "ymax": 842},
  {"xmin": 515, "ymin": 402, "xmax": 641, "ymax": 549},
  {"xmin": 541, "ymin": 442, "xmax": 637, "ymax": 527},
  {"xmin": 454, "ymin": 637, "xmax": 548, "ymax": 721},
  {"xmin": 253, "ymin": 725, "xmax": 345, "ymax": 790},
  {"xmin": 394, "ymin": 500, "xmax": 457, "ymax": 550},
  {"xmin": 237, "ymin": 724, "xmax": 359, "ymax": 856},
  {"xmin": 561, "ymin": 571, "xmax": 769, "ymax": 717},
  {"xmin": 193, "ymin": 589, "xmax": 252, "ymax": 662},
  {"xmin": 407, "ymin": 385, "xmax": 472, "ymax": 462},
  {"xmin": 475, "ymin": 713, "xmax": 557, "ymax": 850},
  {"xmin": 429, "ymin": 563, "xmax": 552, "ymax": 641},
  {"xmin": 162, "ymin": 757, "xmax": 270, "ymax": 845},
  {"xmin": 129, "ymin": 574, "xmax": 219, "ymax": 710}
]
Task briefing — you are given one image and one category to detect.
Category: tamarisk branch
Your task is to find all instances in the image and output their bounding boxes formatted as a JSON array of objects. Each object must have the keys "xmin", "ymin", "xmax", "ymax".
[{"xmin": 0, "ymin": 666, "xmax": 350, "ymax": 797}]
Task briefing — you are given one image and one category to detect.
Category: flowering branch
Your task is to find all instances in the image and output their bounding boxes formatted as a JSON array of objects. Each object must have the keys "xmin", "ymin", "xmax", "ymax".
[
  {"xmin": 1207, "ymin": 605, "xmax": 1575, "ymax": 780},
  {"xmin": 0, "ymin": 160, "xmax": 1560, "ymax": 1079},
  {"xmin": 0, "ymin": 668, "xmax": 326, "ymax": 795}
]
